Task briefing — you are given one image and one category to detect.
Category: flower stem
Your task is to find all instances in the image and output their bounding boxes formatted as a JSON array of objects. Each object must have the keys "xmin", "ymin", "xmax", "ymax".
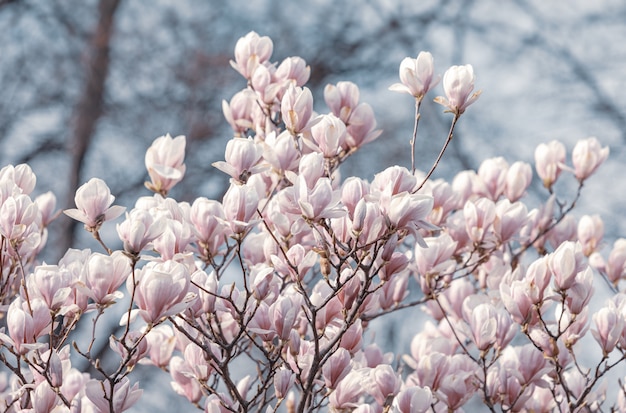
[{"xmin": 415, "ymin": 114, "xmax": 459, "ymax": 192}]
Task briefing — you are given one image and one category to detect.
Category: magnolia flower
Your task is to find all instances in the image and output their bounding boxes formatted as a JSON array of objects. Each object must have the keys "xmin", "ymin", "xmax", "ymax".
[
  {"xmin": 85, "ymin": 377, "xmax": 142, "ymax": 413},
  {"xmin": 117, "ymin": 209, "xmax": 166, "ymax": 255},
  {"xmin": 144, "ymin": 134, "xmax": 186, "ymax": 195},
  {"xmin": 281, "ymin": 85, "xmax": 314, "ymax": 135},
  {"xmin": 212, "ymin": 137, "xmax": 265, "ymax": 183},
  {"xmin": 275, "ymin": 56, "xmax": 310, "ymax": 87},
  {"xmin": 83, "ymin": 251, "xmax": 131, "ymax": 305},
  {"xmin": 325, "ymin": 81, "xmax": 360, "ymax": 122},
  {"xmin": 577, "ymin": 214, "xmax": 604, "ymax": 256},
  {"xmin": 273, "ymin": 368, "xmax": 295, "ymax": 400},
  {"xmin": 131, "ymin": 260, "xmax": 195, "ymax": 324},
  {"xmin": 230, "ymin": 31, "xmax": 273, "ymax": 79},
  {"xmin": 0, "ymin": 163, "xmax": 36, "ymax": 195},
  {"xmin": 393, "ymin": 386, "xmax": 432, "ymax": 413},
  {"xmin": 389, "ymin": 52, "xmax": 439, "ymax": 99},
  {"xmin": 434, "ymin": 64, "xmax": 481, "ymax": 115},
  {"xmin": 571, "ymin": 137, "xmax": 609, "ymax": 181},
  {"xmin": 534, "ymin": 140, "xmax": 566, "ymax": 189},
  {"xmin": 64, "ymin": 178, "xmax": 125, "ymax": 232},
  {"xmin": 606, "ymin": 238, "xmax": 626, "ymax": 284},
  {"xmin": 307, "ymin": 114, "xmax": 347, "ymax": 158},
  {"xmin": 222, "ymin": 89, "xmax": 256, "ymax": 134}
]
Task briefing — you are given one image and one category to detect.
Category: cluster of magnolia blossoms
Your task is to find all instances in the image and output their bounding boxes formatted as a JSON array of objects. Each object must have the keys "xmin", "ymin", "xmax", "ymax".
[{"xmin": 0, "ymin": 30, "xmax": 624, "ymax": 413}]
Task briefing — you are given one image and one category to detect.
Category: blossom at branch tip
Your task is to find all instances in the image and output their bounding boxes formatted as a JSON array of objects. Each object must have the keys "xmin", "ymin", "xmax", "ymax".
[
  {"xmin": 577, "ymin": 214, "xmax": 604, "ymax": 256},
  {"xmin": 393, "ymin": 386, "xmax": 432, "ymax": 413},
  {"xmin": 85, "ymin": 377, "xmax": 142, "ymax": 413},
  {"xmin": 64, "ymin": 177, "xmax": 125, "ymax": 232},
  {"xmin": 534, "ymin": 140, "xmax": 566, "ymax": 189},
  {"xmin": 275, "ymin": 56, "xmax": 310, "ymax": 88},
  {"xmin": 434, "ymin": 64, "xmax": 481, "ymax": 115},
  {"xmin": 0, "ymin": 164, "xmax": 36, "ymax": 195},
  {"xmin": 83, "ymin": 251, "xmax": 130, "ymax": 306},
  {"xmin": 144, "ymin": 134, "xmax": 186, "ymax": 195},
  {"xmin": 129, "ymin": 260, "xmax": 195, "ymax": 324},
  {"xmin": 571, "ymin": 136, "xmax": 609, "ymax": 181},
  {"xmin": 389, "ymin": 52, "xmax": 439, "ymax": 99},
  {"xmin": 281, "ymin": 85, "xmax": 314, "ymax": 135},
  {"xmin": 212, "ymin": 136, "xmax": 265, "ymax": 184},
  {"xmin": 230, "ymin": 31, "xmax": 273, "ymax": 80}
]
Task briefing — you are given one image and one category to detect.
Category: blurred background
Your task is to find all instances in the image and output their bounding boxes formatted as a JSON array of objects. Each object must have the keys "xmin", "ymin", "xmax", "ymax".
[{"xmin": 1, "ymin": 0, "xmax": 625, "ymax": 410}]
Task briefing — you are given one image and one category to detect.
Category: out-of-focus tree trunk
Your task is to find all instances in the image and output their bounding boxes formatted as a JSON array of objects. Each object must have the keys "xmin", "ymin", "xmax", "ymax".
[{"xmin": 59, "ymin": 0, "xmax": 121, "ymax": 256}]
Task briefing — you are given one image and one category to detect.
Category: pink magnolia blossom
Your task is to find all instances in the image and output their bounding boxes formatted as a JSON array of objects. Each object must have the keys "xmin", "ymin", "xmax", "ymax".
[
  {"xmin": 273, "ymin": 368, "xmax": 295, "ymax": 400},
  {"xmin": 606, "ymin": 238, "xmax": 626, "ymax": 284},
  {"xmin": 534, "ymin": 140, "xmax": 566, "ymax": 189},
  {"xmin": 212, "ymin": 137, "xmax": 265, "ymax": 183},
  {"xmin": 6, "ymin": 297, "xmax": 36, "ymax": 354},
  {"xmin": 84, "ymin": 377, "xmax": 142, "ymax": 413},
  {"xmin": 307, "ymin": 113, "xmax": 347, "ymax": 158},
  {"xmin": 493, "ymin": 199, "xmax": 528, "ymax": 245},
  {"xmin": 269, "ymin": 295, "xmax": 301, "ymax": 340},
  {"xmin": 436, "ymin": 354, "xmax": 477, "ymax": 410},
  {"xmin": 463, "ymin": 197, "xmax": 496, "ymax": 245},
  {"xmin": 275, "ymin": 56, "xmax": 310, "ymax": 87},
  {"xmin": 142, "ymin": 325, "xmax": 176, "ymax": 368},
  {"xmin": 571, "ymin": 136, "xmax": 609, "ymax": 181},
  {"xmin": 144, "ymin": 134, "xmax": 186, "ymax": 195},
  {"xmin": 294, "ymin": 175, "xmax": 344, "ymax": 221},
  {"xmin": 32, "ymin": 381, "xmax": 60, "ymax": 412},
  {"xmin": 345, "ymin": 102, "xmax": 382, "ymax": 149},
  {"xmin": 475, "ymin": 157, "xmax": 508, "ymax": 201},
  {"xmin": 222, "ymin": 89, "xmax": 256, "ymax": 134},
  {"xmin": 34, "ymin": 191, "xmax": 59, "ymax": 228},
  {"xmin": 0, "ymin": 164, "xmax": 36, "ymax": 195},
  {"xmin": 500, "ymin": 269, "xmax": 541, "ymax": 326},
  {"xmin": 414, "ymin": 233, "xmax": 457, "ymax": 279},
  {"xmin": 383, "ymin": 192, "xmax": 433, "ymax": 242},
  {"xmin": 546, "ymin": 214, "xmax": 577, "ymax": 251},
  {"xmin": 425, "ymin": 179, "xmax": 459, "ymax": 226},
  {"xmin": 131, "ymin": 260, "xmax": 195, "ymax": 324},
  {"xmin": 190, "ymin": 197, "xmax": 228, "ymax": 257},
  {"xmin": 558, "ymin": 305, "xmax": 589, "ymax": 348},
  {"xmin": 117, "ymin": 209, "xmax": 165, "ymax": 255},
  {"xmin": 341, "ymin": 177, "xmax": 370, "ymax": 218},
  {"xmin": 329, "ymin": 371, "xmax": 366, "ymax": 410},
  {"xmin": 371, "ymin": 166, "xmax": 417, "ymax": 196},
  {"xmin": 281, "ymin": 85, "xmax": 313, "ymax": 135},
  {"xmin": 393, "ymin": 386, "xmax": 432, "ymax": 413},
  {"xmin": 64, "ymin": 178, "xmax": 125, "ymax": 232},
  {"xmin": 230, "ymin": 31, "xmax": 273, "ymax": 79},
  {"xmin": 368, "ymin": 364, "xmax": 401, "ymax": 406},
  {"xmin": 504, "ymin": 161, "xmax": 532, "ymax": 202},
  {"xmin": 389, "ymin": 52, "xmax": 439, "ymax": 99},
  {"xmin": 434, "ymin": 64, "xmax": 481, "ymax": 115},
  {"xmin": 468, "ymin": 302, "xmax": 497, "ymax": 351},
  {"xmin": 0, "ymin": 193, "xmax": 40, "ymax": 243},
  {"xmin": 549, "ymin": 241, "xmax": 587, "ymax": 291},
  {"xmin": 322, "ymin": 347, "xmax": 351, "ymax": 389},
  {"xmin": 222, "ymin": 183, "xmax": 259, "ymax": 235},
  {"xmin": 564, "ymin": 267, "xmax": 594, "ymax": 315},
  {"xmin": 169, "ymin": 357, "xmax": 205, "ymax": 403},
  {"xmin": 250, "ymin": 63, "xmax": 281, "ymax": 105},
  {"xmin": 83, "ymin": 251, "xmax": 130, "ymax": 306},
  {"xmin": 591, "ymin": 304, "xmax": 624, "ymax": 355},
  {"xmin": 577, "ymin": 214, "xmax": 604, "ymax": 256},
  {"xmin": 28, "ymin": 264, "xmax": 73, "ymax": 312},
  {"xmin": 262, "ymin": 131, "xmax": 301, "ymax": 173},
  {"xmin": 325, "ymin": 81, "xmax": 360, "ymax": 123}
]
